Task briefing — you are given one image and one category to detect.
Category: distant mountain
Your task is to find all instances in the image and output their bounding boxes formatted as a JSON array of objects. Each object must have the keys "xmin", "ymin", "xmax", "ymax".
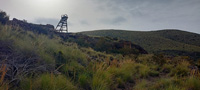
[{"xmin": 80, "ymin": 29, "xmax": 200, "ymax": 59}]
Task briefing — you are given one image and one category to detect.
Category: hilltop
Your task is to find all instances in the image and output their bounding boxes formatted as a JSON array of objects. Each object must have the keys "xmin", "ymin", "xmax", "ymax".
[{"xmin": 81, "ymin": 30, "xmax": 200, "ymax": 59}]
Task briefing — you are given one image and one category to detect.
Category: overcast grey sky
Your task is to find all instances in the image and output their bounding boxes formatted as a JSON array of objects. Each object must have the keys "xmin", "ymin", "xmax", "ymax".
[{"xmin": 0, "ymin": 0, "xmax": 200, "ymax": 33}]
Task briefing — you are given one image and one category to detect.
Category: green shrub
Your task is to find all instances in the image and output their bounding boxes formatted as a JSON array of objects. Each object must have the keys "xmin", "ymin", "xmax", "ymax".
[
  {"xmin": 91, "ymin": 63, "xmax": 111, "ymax": 90},
  {"xmin": 0, "ymin": 25, "xmax": 15, "ymax": 40},
  {"xmin": 91, "ymin": 76, "xmax": 109, "ymax": 90},
  {"xmin": 116, "ymin": 77, "xmax": 125, "ymax": 88},
  {"xmin": 149, "ymin": 70, "xmax": 159, "ymax": 77},
  {"xmin": 91, "ymin": 72, "xmax": 110, "ymax": 90},
  {"xmin": 152, "ymin": 54, "xmax": 166, "ymax": 66},
  {"xmin": 162, "ymin": 64, "xmax": 173, "ymax": 73},
  {"xmin": 150, "ymin": 78, "xmax": 173, "ymax": 89},
  {"xmin": 165, "ymin": 85, "xmax": 183, "ymax": 90},
  {"xmin": 78, "ymin": 73, "xmax": 91, "ymax": 89},
  {"xmin": 136, "ymin": 54, "xmax": 154, "ymax": 64},
  {"xmin": 170, "ymin": 61, "xmax": 190, "ymax": 77},
  {"xmin": 134, "ymin": 79, "xmax": 148, "ymax": 90},
  {"xmin": 20, "ymin": 74, "xmax": 77, "ymax": 90},
  {"xmin": 185, "ymin": 76, "xmax": 200, "ymax": 90},
  {"xmin": 138, "ymin": 64, "xmax": 151, "ymax": 78},
  {"xmin": 63, "ymin": 61, "xmax": 85, "ymax": 80},
  {"xmin": 109, "ymin": 60, "xmax": 136, "ymax": 82}
]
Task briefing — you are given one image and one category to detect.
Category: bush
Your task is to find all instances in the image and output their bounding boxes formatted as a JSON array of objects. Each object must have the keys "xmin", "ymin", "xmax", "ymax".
[
  {"xmin": 20, "ymin": 74, "xmax": 77, "ymax": 90},
  {"xmin": 150, "ymin": 78, "xmax": 174, "ymax": 89},
  {"xmin": 152, "ymin": 54, "xmax": 166, "ymax": 66},
  {"xmin": 0, "ymin": 10, "xmax": 9, "ymax": 25},
  {"xmin": 78, "ymin": 73, "xmax": 91, "ymax": 89},
  {"xmin": 162, "ymin": 64, "xmax": 173, "ymax": 73},
  {"xmin": 91, "ymin": 63, "xmax": 111, "ymax": 90},
  {"xmin": 170, "ymin": 61, "xmax": 190, "ymax": 77},
  {"xmin": 165, "ymin": 85, "xmax": 183, "ymax": 90},
  {"xmin": 134, "ymin": 79, "xmax": 148, "ymax": 90},
  {"xmin": 185, "ymin": 76, "xmax": 200, "ymax": 90},
  {"xmin": 138, "ymin": 64, "xmax": 151, "ymax": 78},
  {"xmin": 91, "ymin": 73, "xmax": 110, "ymax": 90},
  {"xmin": 136, "ymin": 54, "xmax": 154, "ymax": 64},
  {"xmin": 109, "ymin": 60, "xmax": 136, "ymax": 83}
]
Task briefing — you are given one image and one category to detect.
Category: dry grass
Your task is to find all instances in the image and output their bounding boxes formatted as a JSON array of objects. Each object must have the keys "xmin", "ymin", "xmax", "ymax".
[
  {"xmin": 0, "ymin": 64, "xmax": 7, "ymax": 83},
  {"xmin": 0, "ymin": 64, "xmax": 8, "ymax": 90}
]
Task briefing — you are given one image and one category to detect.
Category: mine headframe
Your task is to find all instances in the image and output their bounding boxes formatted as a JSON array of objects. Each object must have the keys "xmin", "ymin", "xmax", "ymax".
[{"xmin": 56, "ymin": 14, "xmax": 68, "ymax": 33}]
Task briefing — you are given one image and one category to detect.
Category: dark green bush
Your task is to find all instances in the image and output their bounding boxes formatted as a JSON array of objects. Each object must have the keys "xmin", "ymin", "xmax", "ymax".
[{"xmin": 0, "ymin": 10, "xmax": 9, "ymax": 25}]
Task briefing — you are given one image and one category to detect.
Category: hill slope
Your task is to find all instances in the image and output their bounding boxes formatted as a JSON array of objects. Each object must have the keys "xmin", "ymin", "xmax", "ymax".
[
  {"xmin": 1, "ymin": 10, "xmax": 200, "ymax": 90},
  {"xmin": 81, "ymin": 30, "xmax": 200, "ymax": 59},
  {"xmin": 4, "ymin": 18, "xmax": 147, "ymax": 55}
]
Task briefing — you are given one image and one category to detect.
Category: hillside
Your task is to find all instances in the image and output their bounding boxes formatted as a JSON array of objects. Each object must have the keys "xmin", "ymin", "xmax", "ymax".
[
  {"xmin": 81, "ymin": 30, "xmax": 200, "ymax": 59},
  {"xmin": 59, "ymin": 33, "xmax": 147, "ymax": 55},
  {"xmin": 1, "ymin": 11, "xmax": 200, "ymax": 90},
  {"xmin": 3, "ymin": 18, "xmax": 147, "ymax": 55}
]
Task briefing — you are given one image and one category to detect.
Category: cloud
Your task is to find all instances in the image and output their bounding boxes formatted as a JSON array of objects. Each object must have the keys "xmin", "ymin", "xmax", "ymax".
[
  {"xmin": 111, "ymin": 16, "xmax": 127, "ymax": 25},
  {"xmin": 100, "ymin": 16, "xmax": 127, "ymax": 25},
  {"xmin": 94, "ymin": 0, "xmax": 200, "ymax": 33},
  {"xmin": 80, "ymin": 20, "xmax": 90, "ymax": 25}
]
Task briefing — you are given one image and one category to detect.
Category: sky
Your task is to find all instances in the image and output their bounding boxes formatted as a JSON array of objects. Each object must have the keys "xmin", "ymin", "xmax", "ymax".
[{"xmin": 0, "ymin": 0, "xmax": 200, "ymax": 33}]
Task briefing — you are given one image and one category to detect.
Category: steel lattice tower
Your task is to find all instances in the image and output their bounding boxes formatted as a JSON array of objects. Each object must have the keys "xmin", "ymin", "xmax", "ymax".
[{"xmin": 56, "ymin": 14, "xmax": 68, "ymax": 33}]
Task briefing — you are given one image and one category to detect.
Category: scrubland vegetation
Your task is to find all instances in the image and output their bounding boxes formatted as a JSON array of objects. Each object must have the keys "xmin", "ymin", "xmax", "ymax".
[
  {"xmin": 81, "ymin": 30, "xmax": 200, "ymax": 60},
  {"xmin": 0, "ymin": 11, "xmax": 200, "ymax": 90}
]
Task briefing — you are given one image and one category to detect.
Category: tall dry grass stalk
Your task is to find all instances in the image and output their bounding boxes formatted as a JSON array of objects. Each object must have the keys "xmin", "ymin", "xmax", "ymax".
[
  {"xmin": 30, "ymin": 80, "xmax": 32, "ymax": 90},
  {"xmin": 0, "ymin": 64, "xmax": 7, "ymax": 84},
  {"xmin": 92, "ymin": 62, "xmax": 108, "ymax": 73},
  {"xmin": 0, "ymin": 64, "xmax": 8, "ymax": 90},
  {"xmin": 118, "ymin": 59, "xmax": 135, "ymax": 67},
  {"xmin": 190, "ymin": 69, "xmax": 200, "ymax": 78}
]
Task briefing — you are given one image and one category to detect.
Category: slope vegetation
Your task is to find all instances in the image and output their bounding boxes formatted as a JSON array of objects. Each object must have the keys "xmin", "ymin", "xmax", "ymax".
[
  {"xmin": 81, "ymin": 30, "xmax": 200, "ymax": 59},
  {"xmin": 1, "ymin": 11, "xmax": 200, "ymax": 90}
]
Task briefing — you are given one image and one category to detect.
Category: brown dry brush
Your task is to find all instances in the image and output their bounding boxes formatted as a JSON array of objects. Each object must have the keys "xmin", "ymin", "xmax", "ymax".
[
  {"xmin": 0, "ymin": 63, "xmax": 8, "ymax": 88},
  {"xmin": 0, "ymin": 55, "xmax": 49, "ymax": 89},
  {"xmin": 0, "ymin": 41, "xmax": 51, "ymax": 89}
]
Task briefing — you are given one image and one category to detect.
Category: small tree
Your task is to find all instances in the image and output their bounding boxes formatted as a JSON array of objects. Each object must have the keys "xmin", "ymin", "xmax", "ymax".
[{"xmin": 0, "ymin": 10, "xmax": 9, "ymax": 24}]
